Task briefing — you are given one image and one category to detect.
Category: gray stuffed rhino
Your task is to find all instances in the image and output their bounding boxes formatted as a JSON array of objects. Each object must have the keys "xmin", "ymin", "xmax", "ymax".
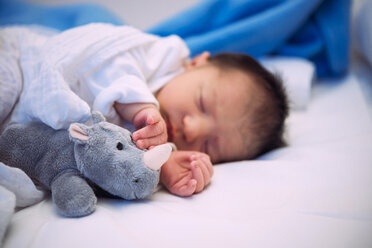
[{"xmin": 0, "ymin": 111, "xmax": 171, "ymax": 217}]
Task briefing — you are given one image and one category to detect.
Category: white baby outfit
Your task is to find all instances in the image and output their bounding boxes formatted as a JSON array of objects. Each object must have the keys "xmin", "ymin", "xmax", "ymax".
[{"xmin": 0, "ymin": 23, "xmax": 189, "ymax": 130}]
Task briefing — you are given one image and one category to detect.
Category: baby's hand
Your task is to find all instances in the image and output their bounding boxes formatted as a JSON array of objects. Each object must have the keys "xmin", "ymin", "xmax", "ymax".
[
  {"xmin": 160, "ymin": 151, "xmax": 214, "ymax": 197},
  {"xmin": 132, "ymin": 106, "xmax": 167, "ymax": 149}
]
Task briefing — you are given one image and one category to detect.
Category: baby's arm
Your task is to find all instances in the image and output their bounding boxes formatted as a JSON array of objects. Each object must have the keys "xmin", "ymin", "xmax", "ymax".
[
  {"xmin": 160, "ymin": 151, "xmax": 214, "ymax": 196},
  {"xmin": 115, "ymin": 102, "xmax": 167, "ymax": 149}
]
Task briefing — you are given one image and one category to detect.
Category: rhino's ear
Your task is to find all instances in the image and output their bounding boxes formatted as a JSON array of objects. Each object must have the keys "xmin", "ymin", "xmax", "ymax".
[
  {"xmin": 69, "ymin": 123, "xmax": 89, "ymax": 144},
  {"xmin": 92, "ymin": 111, "xmax": 106, "ymax": 124}
]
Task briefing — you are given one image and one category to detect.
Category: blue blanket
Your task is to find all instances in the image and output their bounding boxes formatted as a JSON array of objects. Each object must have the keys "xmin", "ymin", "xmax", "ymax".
[
  {"xmin": 148, "ymin": 0, "xmax": 351, "ymax": 78},
  {"xmin": 0, "ymin": 0, "xmax": 350, "ymax": 78},
  {"xmin": 0, "ymin": 0, "xmax": 122, "ymax": 30}
]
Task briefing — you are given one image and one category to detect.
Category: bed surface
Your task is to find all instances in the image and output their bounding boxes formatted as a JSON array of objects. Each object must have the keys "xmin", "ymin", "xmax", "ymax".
[{"xmin": 3, "ymin": 57, "xmax": 372, "ymax": 247}]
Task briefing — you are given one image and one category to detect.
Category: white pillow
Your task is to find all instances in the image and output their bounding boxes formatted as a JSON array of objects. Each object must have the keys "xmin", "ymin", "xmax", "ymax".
[
  {"xmin": 260, "ymin": 56, "xmax": 315, "ymax": 110},
  {"xmin": 353, "ymin": 0, "xmax": 372, "ymax": 67}
]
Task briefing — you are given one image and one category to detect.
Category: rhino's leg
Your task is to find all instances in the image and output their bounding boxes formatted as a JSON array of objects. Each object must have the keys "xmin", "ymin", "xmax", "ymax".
[{"xmin": 51, "ymin": 170, "xmax": 97, "ymax": 217}]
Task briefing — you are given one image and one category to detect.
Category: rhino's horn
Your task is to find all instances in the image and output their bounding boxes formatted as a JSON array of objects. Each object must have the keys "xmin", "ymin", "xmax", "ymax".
[{"xmin": 143, "ymin": 143, "xmax": 172, "ymax": 170}]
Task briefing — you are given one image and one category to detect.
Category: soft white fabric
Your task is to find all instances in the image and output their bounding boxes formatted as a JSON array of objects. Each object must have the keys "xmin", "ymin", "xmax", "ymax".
[
  {"xmin": 0, "ymin": 162, "xmax": 44, "ymax": 245},
  {"xmin": 261, "ymin": 56, "xmax": 315, "ymax": 110},
  {"xmin": 0, "ymin": 186, "xmax": 15, "ymax": 246},
  {"xmin": 0, "ymin": 28, "xmax": 23, "ymax": 132},
  {"xmin": 2, "ymin": 61, "xmax": 372, "ymax": 248},
  {"xmin": 82, "ymin": 36, "xmax": 188, "ymax": 125},
  {"xmin": 1, "ymin": 24, "xmax": 189, "ymax": 129},
  {"xmin": 0, "ymin": 162, "xmax": 44, "ymax": 208}
]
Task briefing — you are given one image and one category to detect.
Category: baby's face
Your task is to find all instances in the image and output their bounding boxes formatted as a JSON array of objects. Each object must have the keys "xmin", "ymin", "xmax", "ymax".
[{"xmin": 157, "ymin": 63, "xmax": 259, "ymax": 163}]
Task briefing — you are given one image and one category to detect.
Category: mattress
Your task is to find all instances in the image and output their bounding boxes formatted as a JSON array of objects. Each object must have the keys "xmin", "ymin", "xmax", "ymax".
[{"xmin": 2, "ymin": 56, "xmax": 372, "ymax": 248}]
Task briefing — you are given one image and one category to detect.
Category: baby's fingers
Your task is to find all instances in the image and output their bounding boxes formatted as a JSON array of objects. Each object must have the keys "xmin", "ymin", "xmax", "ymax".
[
  {"xmin": 200, "ymin": 154, "xmax": 214, "ymax": 178},
  {"xmin": 190, "ymin": 162, "xmax": 205, "ymax": 193},
  {"xmin": 133, "ymin": 124, "xmax": 167, "ymax": 149},
  {"xmin": 170, "ymin": 177, "xmax": 197, "ymax": 197},
  {"xmin": 145, "ymin": 111, "xmax": 162, "ymax": 125},
  {"xmin": 133, "ymin": 107, "xmax": 159, "ymax": 129},
  {"xmin": 135, "ymin": 135, "xmax": 167, "ymax": 149},
  {"xmin": 199, "ymin": 159, "xmax": 212, "ymax": 186},
  {"xmin": 133, "ymin": 122, "xmax": 165, "ymax": 140},
  {"xmin": 191, "ymin": 155, "xmax": 212, "ymax": 187}
]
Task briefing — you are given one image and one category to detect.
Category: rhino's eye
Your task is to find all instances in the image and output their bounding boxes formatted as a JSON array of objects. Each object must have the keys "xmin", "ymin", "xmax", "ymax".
[{"xmin": 116, "ymin": 142, "xmax": 123, "ymax": 150}]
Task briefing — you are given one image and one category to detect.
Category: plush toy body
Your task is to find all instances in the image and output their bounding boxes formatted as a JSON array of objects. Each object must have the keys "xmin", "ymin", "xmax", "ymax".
[{"xmin": 0, "ymin": 112, "xmax": 171, "ymax": 217}]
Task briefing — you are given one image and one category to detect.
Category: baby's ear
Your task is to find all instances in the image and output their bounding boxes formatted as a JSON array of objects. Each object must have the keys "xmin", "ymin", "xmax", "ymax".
[
  {"xmin": 186, "ymin": 51, "xmax": 210, "ymax": 70},
  {"xmin": 69, "ymin": 123, "xmax": 89, "ymax": 144}
]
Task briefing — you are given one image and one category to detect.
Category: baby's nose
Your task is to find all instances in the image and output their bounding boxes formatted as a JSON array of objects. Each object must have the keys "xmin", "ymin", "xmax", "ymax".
[{"xmin": 183, "ymin": 115, "xmax": 210, "ymax": 143}]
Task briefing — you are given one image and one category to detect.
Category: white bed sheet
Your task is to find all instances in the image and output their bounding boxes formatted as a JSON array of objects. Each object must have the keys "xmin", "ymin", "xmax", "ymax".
[{"xmin": 3, "ymin": 59, "xmax": 372, "ymax": 248}]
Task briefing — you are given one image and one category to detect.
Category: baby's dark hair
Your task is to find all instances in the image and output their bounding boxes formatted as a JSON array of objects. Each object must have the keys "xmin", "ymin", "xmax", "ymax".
[{"xmin": 208, "ymin": 53, "xmax": 289, "ymax": 160}]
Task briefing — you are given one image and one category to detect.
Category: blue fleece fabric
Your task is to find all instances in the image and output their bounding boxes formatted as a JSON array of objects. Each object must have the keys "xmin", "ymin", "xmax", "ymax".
[
  {"xmin": 0, "ymin": 0, "xmax": 122, "ymax": 30},
  {"xmin": 148, "ymin": 0, "xmax": 351, "ymax": 77},
  {"xmin": 0, "ymin": 0, "xmax": 350, "ymax": 78}
]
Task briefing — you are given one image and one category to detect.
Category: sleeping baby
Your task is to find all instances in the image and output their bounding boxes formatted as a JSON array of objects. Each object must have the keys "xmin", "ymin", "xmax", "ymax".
[{"xmin": 0, "ymin": 23, "xmax": 288, "ymax": 197}]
